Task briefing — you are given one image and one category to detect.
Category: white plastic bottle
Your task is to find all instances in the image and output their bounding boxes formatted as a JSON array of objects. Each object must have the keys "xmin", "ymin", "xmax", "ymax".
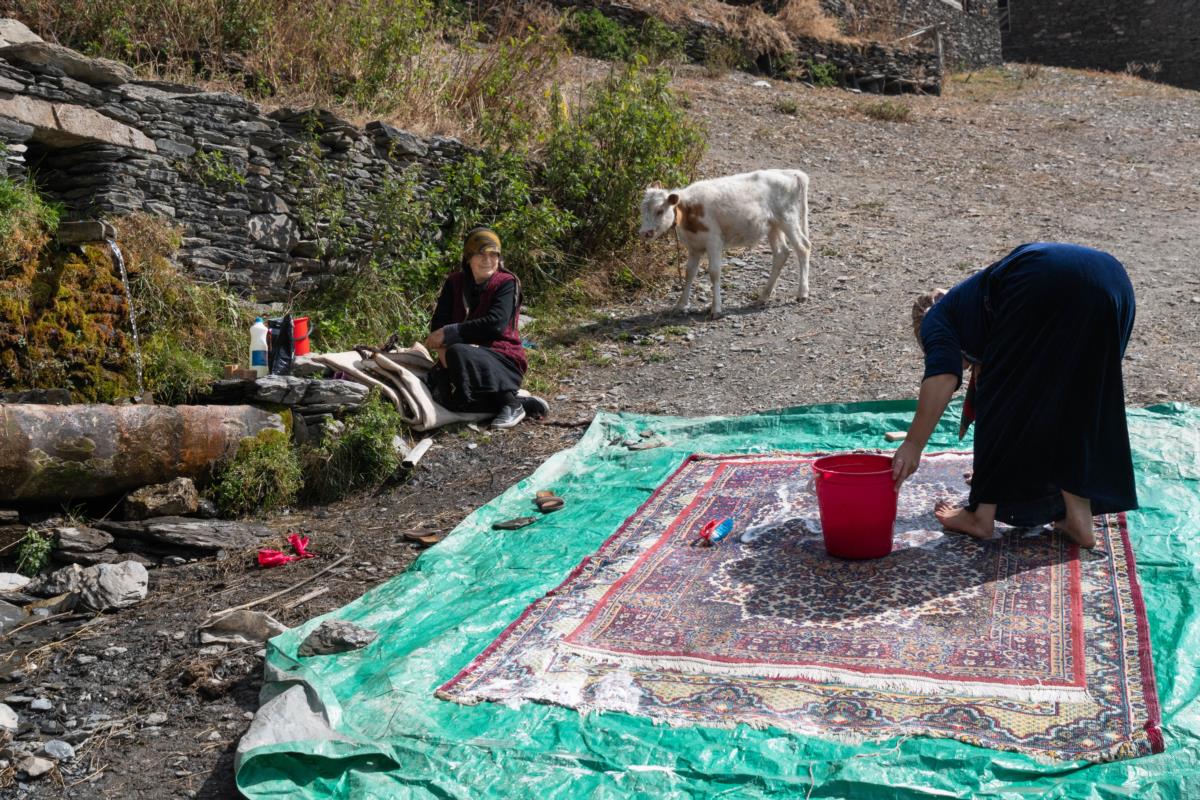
[{"xmin": 249, "ymin": 317, "xmax": 269, "ymax": 378}]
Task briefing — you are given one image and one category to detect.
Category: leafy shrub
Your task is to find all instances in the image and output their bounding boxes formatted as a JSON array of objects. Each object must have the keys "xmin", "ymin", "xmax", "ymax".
[
  {"xmin": 16, "ymin": 528, "xmax": 53, "ymax": 577},
  {"xmin": 543, "ymin": 62, "xmax": 705, "ymax": 257},
  {"xmin": 565, "ymin": 9, "xmax": 633, "ymax": 61},
  {"xmin": 302, "ymin": 392, "xmax": 403, "ymax": 502},
  {"xmin": 637, "ymin": 18, "xmax": 686, "ymax": 64},
  {"xmin": 775, "ymin": 97, "xmax": 800, "ymax": 115},
  {"xmin": 210, "ymin": 429, "xmax": 302, "ymax": 517},
  {"xmin": 805, "ymin": 59, "xmax": 839, "ymax": 87},
  {"xmin": 429, "ymin": 151, "xmax": 575, "ymax": 292},
  {"xmin": 858, "ymin": 99, "xmax": 912, "ymax": 122}
]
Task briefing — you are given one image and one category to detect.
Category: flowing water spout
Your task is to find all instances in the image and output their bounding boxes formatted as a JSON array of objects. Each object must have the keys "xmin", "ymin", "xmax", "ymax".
[{"xmin": 106, "ymin": 238, "xmax": 145, "ymax": 400}]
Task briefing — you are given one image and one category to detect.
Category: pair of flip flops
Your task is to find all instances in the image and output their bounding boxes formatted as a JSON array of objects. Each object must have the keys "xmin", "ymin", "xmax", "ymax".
[
  {"xmin": 491, "ymin": 491, "xmax": 565, "ymax": 531},
  {"xmin": 534, "ymin": 490, "xmax": 565, "ymax": 513}
]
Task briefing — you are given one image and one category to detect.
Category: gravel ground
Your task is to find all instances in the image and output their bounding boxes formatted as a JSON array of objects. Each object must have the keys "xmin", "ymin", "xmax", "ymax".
[{"xmin": 2, "ymin": 62, "xmax": 1197, "ymax": 799}]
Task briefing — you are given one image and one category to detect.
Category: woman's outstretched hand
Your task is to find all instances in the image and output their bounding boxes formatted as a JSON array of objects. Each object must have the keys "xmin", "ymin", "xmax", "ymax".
[{"xmin": 892, "ymin": 440, "xmax": 922, "ymax": 492}]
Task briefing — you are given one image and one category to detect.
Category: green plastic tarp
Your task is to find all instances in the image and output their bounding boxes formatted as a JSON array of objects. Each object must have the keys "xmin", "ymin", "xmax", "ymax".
[{"xmin": 236, "ymin": 401, "xmax": 1200, "ymax": 799}]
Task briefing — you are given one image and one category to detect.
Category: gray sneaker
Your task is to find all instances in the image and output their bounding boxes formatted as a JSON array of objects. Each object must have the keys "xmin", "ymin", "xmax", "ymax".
[
  {"xmin": 521, "ymin": 395, "xmax": 550, "ymax": 419},
  {"xmin": 491, "ymin": 401, "xmax": 526, "ymax": 429}
]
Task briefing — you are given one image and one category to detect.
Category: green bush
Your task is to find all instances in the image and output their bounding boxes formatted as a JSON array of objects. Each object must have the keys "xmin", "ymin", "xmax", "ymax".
[
  {"xmin": 565, "ymin": 9, "xmax": 633, "ymax": 61},
  {"xmin": 210, "ymin": 429, "xmax": 302, "ymax": 517},
  {"xmin": 302, "ymin": 392, "xmax": 404, "ymax": 502},
  {"xmin": 637, "ymin": 18, "xmax": 685, "ymax": 64},
  {"xmin": 565, "ymin": 11, "xmax": 685, "ymax": 65},
  {"xmin": 16, "ymin": 528, "xmax": 53, "ymax": 577},
  {"xmin": 429, "ymin": 151, "xmax": 576, "ymax": 292},
  {"xmin": 805, "ymin": 59, "xmax": 839, "ymax": 88},
  {"xmin": 543, "ymin": 62, "xmax": 705, "ymax": 257}
]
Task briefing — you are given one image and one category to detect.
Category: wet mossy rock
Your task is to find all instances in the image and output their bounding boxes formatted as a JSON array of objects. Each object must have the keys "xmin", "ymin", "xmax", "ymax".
[{"xmin": 0, "ymin": 244, "xmax": 135, "ymax": 401}]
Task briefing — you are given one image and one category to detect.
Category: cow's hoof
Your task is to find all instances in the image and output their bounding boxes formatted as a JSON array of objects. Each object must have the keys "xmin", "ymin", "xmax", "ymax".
[
  {"xmin": 670, "ymin": 305, "xmax": 689, "ymax": 317},
  {"xmin": 797, "ymin": 294, "xmax": 810, "ymax": 303},
  {"xmin": 751, "ymin": 295, "xmax": 770, "ymax": 307},
  {"xmin": 707, "ymin": 309, "xmax": 726, "ymax": 321}
]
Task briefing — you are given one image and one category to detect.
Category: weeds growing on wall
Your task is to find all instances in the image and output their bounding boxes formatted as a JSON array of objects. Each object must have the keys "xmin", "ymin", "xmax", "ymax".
[
  {"xmin": 120, "ymin": 214, "xmax": 252, "ymax": 403},
  {"xmin": 0, "ymin": 168, "xmax": 60, "ymax": 268}
]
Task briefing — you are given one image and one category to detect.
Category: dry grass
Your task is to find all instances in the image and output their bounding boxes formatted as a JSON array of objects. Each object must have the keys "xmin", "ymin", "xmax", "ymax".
[
  {"xmin": 629, "ymin": 0, "xmax": 845, "ymax": 53},
  {"xmin": 5, "ymin": 0, "xmax": 568, "ymax": 145}
]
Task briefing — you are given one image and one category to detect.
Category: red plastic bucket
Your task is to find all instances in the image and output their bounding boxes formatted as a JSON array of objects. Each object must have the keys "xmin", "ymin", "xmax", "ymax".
[
  {"xmin": 812, "ymin": 454, "xmax": 897, "ymax": 559},
  {"xmin": 293, "ymin": 316, "xmax": 310, "ymax": 356}
]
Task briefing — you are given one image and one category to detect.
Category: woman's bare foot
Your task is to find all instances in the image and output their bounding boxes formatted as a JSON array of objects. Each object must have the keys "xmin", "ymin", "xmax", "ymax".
[
  {"xmin": 934, "ymin": 500, "xmax": 996, "ymax": 540},
  {"xmin": 1054, "ymin": 491, "xmax": 1096, "ymax": 548}
]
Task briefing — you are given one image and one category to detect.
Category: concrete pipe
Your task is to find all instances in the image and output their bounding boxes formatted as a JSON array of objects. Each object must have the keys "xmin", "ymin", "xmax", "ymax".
[{"xmin": 0, "ymin": 404, "xmax": 285, "ymax": 503}]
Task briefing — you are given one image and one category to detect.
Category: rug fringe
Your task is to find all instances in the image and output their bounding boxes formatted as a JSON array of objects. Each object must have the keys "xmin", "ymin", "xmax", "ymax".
[{"xmin": 565, "ymin": 644, "xmax": 1092, "ymax": 704}]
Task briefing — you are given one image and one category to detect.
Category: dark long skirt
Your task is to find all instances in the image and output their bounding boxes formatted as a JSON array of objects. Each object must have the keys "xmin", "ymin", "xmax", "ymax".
[
  {"xmin": 971, "ymin": 249, "xmax": 1137, "ymax": 521},
  {"xmin": 428, "ymin": 343, "xmax": 523, "ymax": 413}
]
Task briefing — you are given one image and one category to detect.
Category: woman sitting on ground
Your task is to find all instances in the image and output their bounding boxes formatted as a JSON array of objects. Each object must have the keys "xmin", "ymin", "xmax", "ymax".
[
  {"xmin": 423, "ymin": 226, "xmax": 549, "ymax": 429},
  {"xmin": 892, "ymin": 242, "xmax": 1137, "ymax": 548}
]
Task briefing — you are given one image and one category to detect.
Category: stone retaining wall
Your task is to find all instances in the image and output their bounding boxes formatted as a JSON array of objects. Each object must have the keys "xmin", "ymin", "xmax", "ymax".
[
  {"xmin": 0, "ymin": 28, "xmax": 470, "ymax": 302},
  {"xmin": 550, "ymin": 0, "xmax": 943, "ymax": 94}
]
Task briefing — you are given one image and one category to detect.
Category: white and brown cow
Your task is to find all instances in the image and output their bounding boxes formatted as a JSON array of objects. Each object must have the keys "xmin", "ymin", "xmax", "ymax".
[{"xmin": 639, "ymin": 169, "xmax": 812, "ymax": 318}]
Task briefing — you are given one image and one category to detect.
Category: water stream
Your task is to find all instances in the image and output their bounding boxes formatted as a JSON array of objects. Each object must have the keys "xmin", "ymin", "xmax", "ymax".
[{"xmin": 106, "ymin": 238, "xmax": 145, "ymax": 400}]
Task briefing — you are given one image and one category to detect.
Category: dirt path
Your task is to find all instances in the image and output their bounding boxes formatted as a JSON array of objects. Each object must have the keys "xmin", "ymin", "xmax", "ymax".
[{"xmin": 5, "ymin": 64, "xmax": 1197, "ymax": 799}]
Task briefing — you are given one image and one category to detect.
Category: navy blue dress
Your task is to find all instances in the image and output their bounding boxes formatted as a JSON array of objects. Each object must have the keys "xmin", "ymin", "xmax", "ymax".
[{"xmin": 920, "ymin": 243, "xmax": 1137, "ymax": 524}]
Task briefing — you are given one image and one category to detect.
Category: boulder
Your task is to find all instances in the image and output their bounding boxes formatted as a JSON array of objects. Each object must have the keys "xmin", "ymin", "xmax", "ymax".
[
  {"xmin": 0, "ymin": 18, "xmax": 42, "ymax": 47},
  {"xmin": 124, "ymin": 477, "xmax": 200, "ymax": 520},
  {"xmin": 78, "ymin": 561, "xmax": 148, "ymax": 611},
  {"xmin": 52, "ymin": 526, "xmax": 114, "ymax": 553},
  {"xmin": 24, "ymin": 560, "xmax": 147, "ymax": 610},
  {"xmin": 303, "ymin": 380, "xmax": 369, "ymax": 406},
  {"xmin": 298, "ymin": 620, "xmax": 378, "ymax": 657},
  {"xmin": 252, "ymin": 375, "xmax": 309, "ymax": 405},
  {"xmin": 0, "ymin": 572, "xmax": 30, "ymax": 593},
  {"xmin": 95, "ymin": 517, "xmax": 271, "ymax": 554},
  {"xmin": 0, "ymin": 701, "xmax": 17, "ymax": 735},
  {"xmin": 0, "ymin": 40, "xmax": 134, "ymax": 85}
]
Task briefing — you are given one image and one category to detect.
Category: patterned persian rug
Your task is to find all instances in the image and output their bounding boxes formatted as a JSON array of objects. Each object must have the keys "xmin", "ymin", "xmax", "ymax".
[{"xmin": 439, "ymin": 452, "xmax": 1163, "ymax": 762}]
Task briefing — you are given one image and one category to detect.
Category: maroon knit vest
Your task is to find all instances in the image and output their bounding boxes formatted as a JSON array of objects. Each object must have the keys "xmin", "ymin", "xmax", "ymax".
[{"xmin": 446, "ymin": 269, "xmax": 527, "ymax": 374}]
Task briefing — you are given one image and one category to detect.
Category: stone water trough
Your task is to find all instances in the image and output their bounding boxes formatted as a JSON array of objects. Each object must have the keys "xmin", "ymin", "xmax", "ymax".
[{"xmin": 0, "ymin": 403, "xmax": 285, "ymax": 503}]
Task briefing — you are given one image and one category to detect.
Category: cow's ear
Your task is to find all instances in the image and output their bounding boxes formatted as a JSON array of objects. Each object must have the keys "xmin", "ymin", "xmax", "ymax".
[
  {"xmin": 649, "ymin": 181, "xmax": 662, "ymax": 189},
  {"xmin": 667, "ymin": 193, "xmax": 679, "ymax": 205}
]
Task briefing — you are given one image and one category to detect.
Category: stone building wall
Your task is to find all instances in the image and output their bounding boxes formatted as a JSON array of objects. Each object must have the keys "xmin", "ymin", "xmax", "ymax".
[
  {"xmin": 0, "ymin": 32, "xmax": 470, "ymax": 302},
  {"xmin": 998, "ymin": 0, "xmax": 1200, "ymax": 90}
]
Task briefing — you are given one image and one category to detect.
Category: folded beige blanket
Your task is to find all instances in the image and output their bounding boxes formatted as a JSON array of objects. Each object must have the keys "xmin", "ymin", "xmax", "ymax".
[{"xmin": 308, "ymin": 346, "xmax": 493, "ymax": 432}]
